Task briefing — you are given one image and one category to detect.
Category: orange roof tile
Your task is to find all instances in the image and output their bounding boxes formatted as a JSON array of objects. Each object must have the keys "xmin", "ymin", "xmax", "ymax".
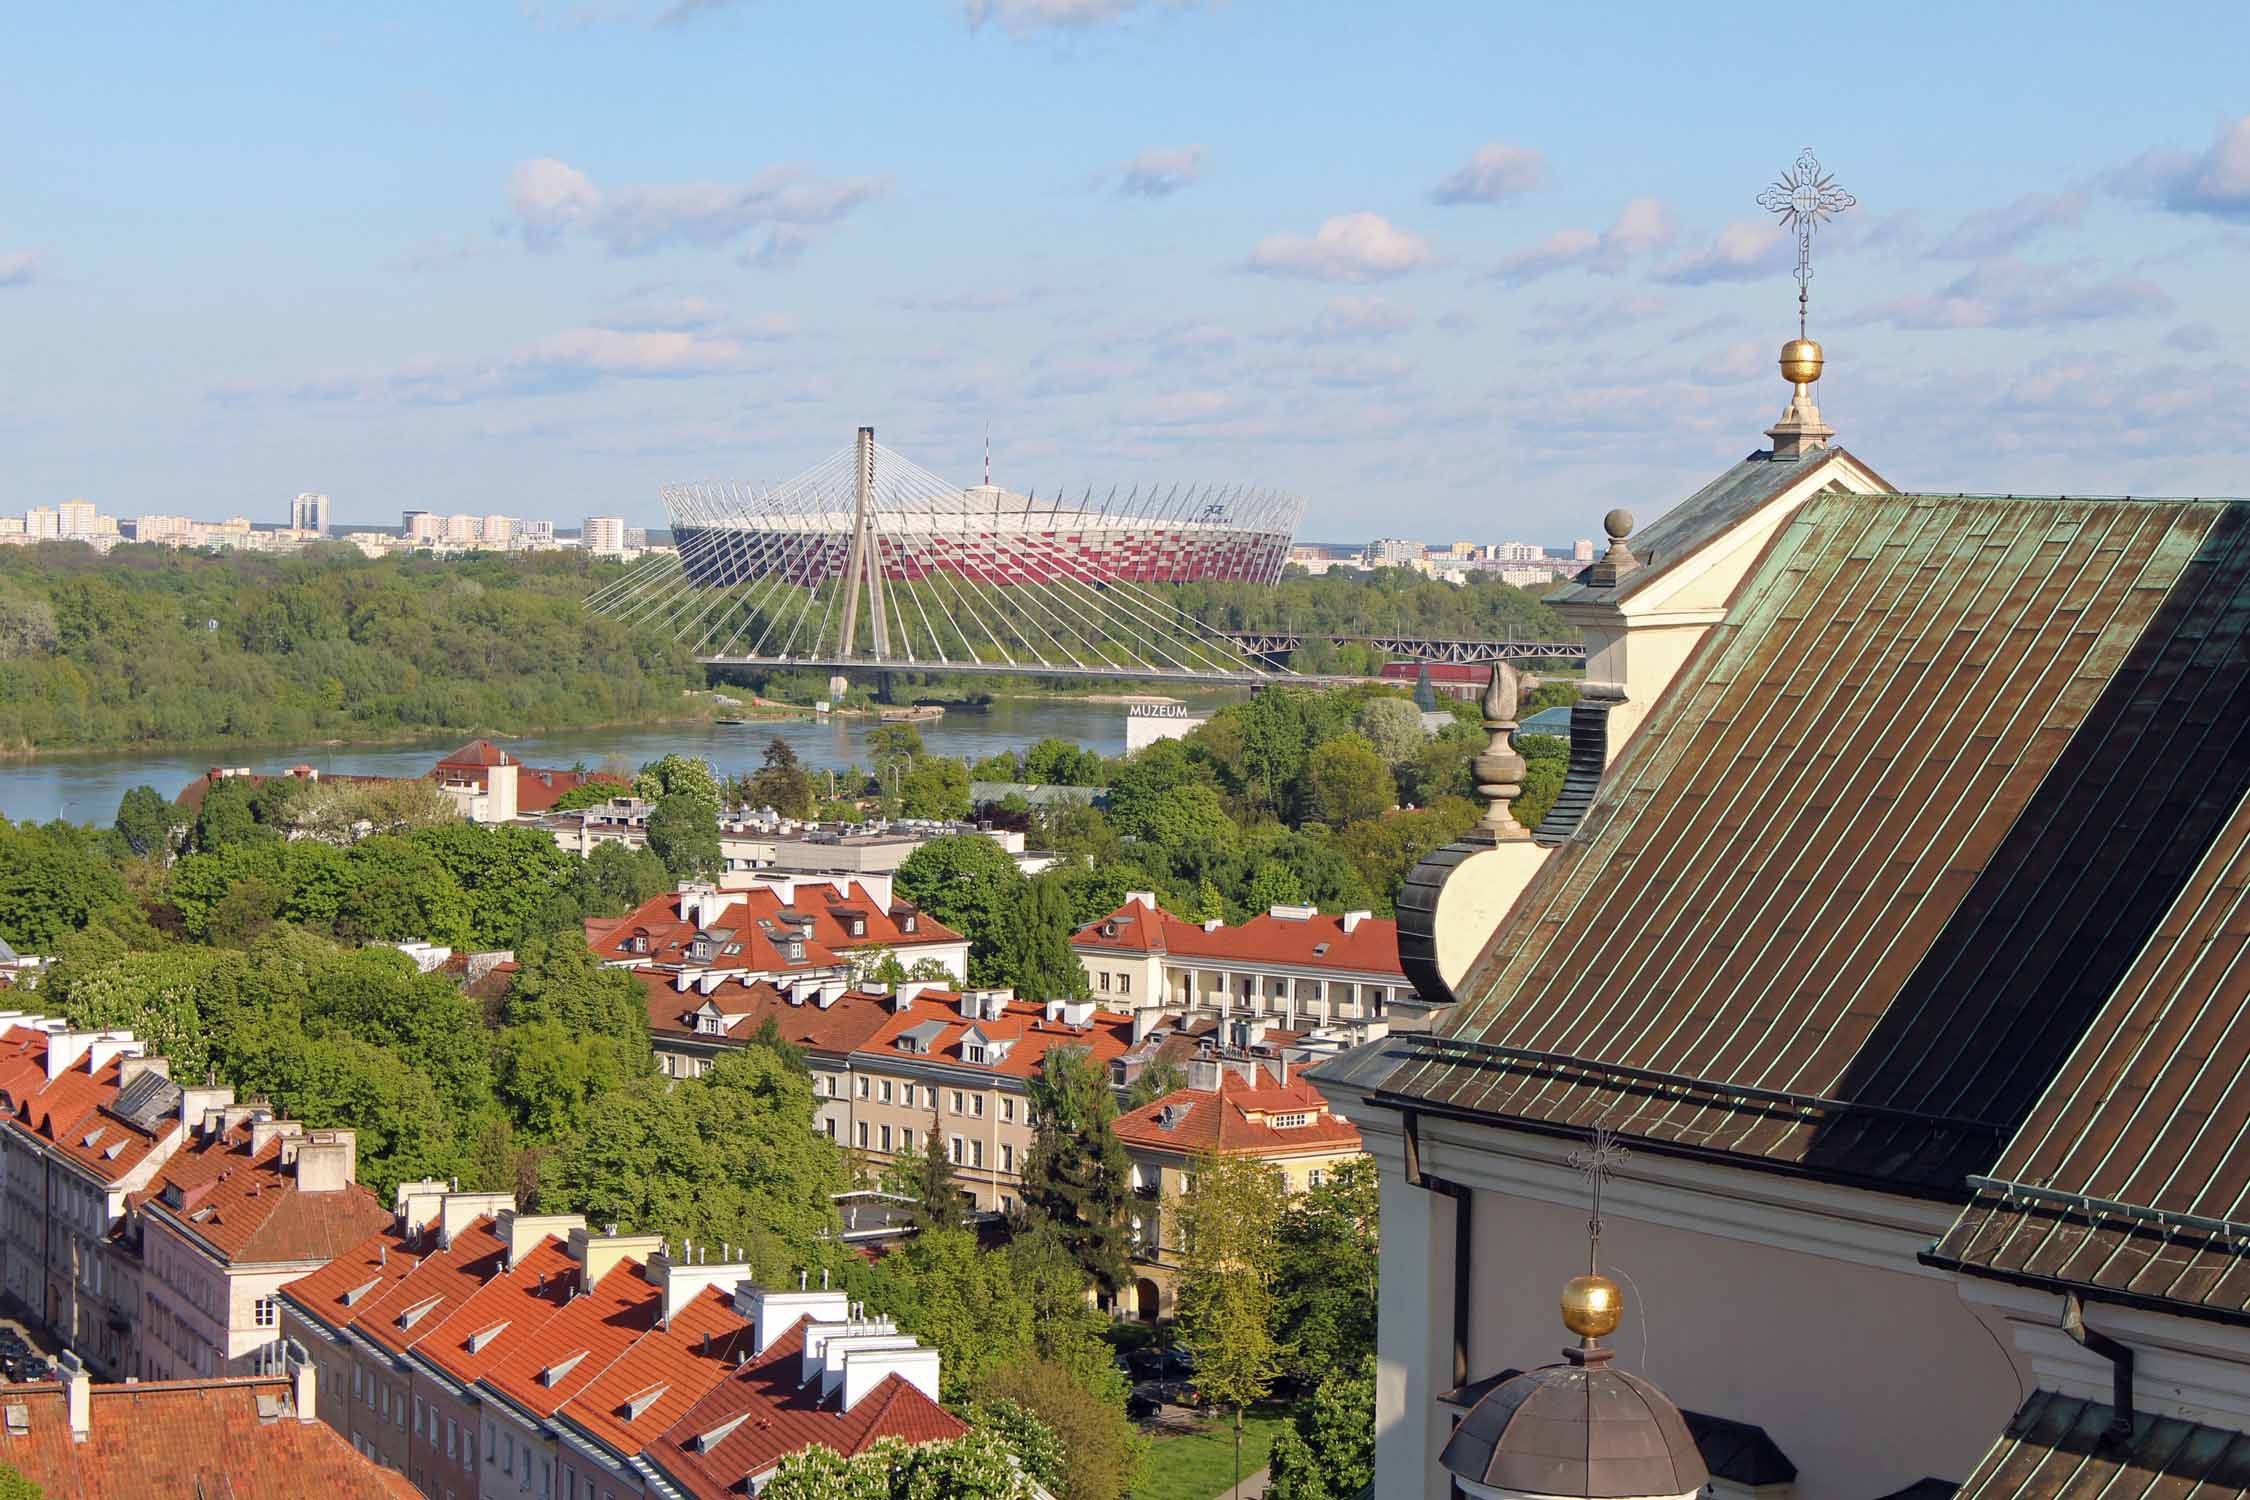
[
  {"xmin": 551, "ymin": 1285, "xmax": 754, "ymax": 1460},
  {"xmin": 595, "ymin": 883, "xmax": 960, "ymax": 973},
  {"xmin": 637, "ymin": 973, "xmax": 901, "ymax": 1058},
  {"xmin": 1072, "ymin": 897, "xmax": 1403, "ymax": 976},
  {"xmin": 412, "ymin": 1239, "xmax": 580, "ymax": 1388},
  {"xmin": 0, "ymin": 1028, "xmax": 180, "ymax": 1186},
  {"xmin": 479, "ymin": 1259, "xmax": 662, "ymax": 1420},
  {"xmin": 1113, "ymin": 1064, "xmax": 1363, "ymax": 1158},
  {"xmin": 347, "ymin": 1219, "xmax": 510, "ymax": 1360},
  {"xmin": 0, "ymin": 1377, "xmax": 421, "ymax": 1499},
  {"xmin": 858, "ymin": 993, "xmax": 1138, "ymax": 1081},
  {"xmin": 644, "ymin": 1318, "xmax": 964, "ymax": 1492},
  {"xmin": 142, "ymin": 1130, "xmax": 393, "ymax": 1266}
]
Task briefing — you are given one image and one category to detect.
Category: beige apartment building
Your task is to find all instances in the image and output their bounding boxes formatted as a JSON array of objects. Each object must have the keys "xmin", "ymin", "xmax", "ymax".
[
  {"xmin": 1073, "ymin": 894, "xmax": 1404, "ymax": 1040},
  {"xmin": 1111, "ymin": 1050, "xmax": 1364, "ymax": 1321}
]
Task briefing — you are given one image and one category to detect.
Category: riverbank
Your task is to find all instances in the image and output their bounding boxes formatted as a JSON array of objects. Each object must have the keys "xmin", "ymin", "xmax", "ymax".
[{"xmin": 0, "ymin": 705, "xmax": 720, "ymax": 764}]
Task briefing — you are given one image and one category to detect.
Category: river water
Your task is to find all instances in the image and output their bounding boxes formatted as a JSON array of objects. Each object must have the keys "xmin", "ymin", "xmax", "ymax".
[{"xmin": 0, "ymin": 694, "xmax": 1246, "ymax": 825}]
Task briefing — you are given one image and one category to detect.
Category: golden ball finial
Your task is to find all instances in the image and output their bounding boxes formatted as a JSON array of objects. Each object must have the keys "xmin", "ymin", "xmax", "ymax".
[
  {"xmin": 1780, "ymin": 337, "xmax": 1824, "ymax": 387},
  {"xmin": 1561, "ymin": 1273, "xmax": 1622, "ymax": 1339}
]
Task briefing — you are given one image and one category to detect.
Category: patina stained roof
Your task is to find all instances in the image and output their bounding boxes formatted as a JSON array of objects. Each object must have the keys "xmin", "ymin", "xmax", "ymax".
[
  {"xmin": 1352, "ymin": 490, "xmax": 2250, "ymax": 1194},
  {"xmin": 1546, "ymin": 446, "xmax": 1871, "ymax": 607},
  {"xmin": 1953, "ymin": 1392, "xmax": 2250, "ymax": 1500},
  {"xmin": 1929, "ymin": 780, "xmax": 2250, "ymax": 1316}
]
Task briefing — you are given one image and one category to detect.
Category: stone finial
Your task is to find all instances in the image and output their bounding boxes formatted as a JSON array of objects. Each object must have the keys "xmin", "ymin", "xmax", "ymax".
[
  {"xmin": 1584, "ymin": 509, "xmax": 1638, "ymax": 589},
  {"xmin": 1473, "ymin": 662, "xmax": 1531, "ymax": 843}
]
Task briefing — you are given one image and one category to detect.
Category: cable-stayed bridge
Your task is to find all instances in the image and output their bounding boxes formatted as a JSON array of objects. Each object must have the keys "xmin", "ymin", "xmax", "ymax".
[{"xmin": 587, "ymin": 428, "xmax": 1306, "ymax": 684}]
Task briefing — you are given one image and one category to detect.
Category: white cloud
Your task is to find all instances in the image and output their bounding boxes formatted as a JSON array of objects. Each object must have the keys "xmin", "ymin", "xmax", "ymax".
[
  {"xmin": 1934, "ymin": 191, "xmax": 2087, "ymax": 259},
  {"xmin": 1651, "ymin": 219, "xmax": 1793, "ymax": 285},
  {"xmin": 277, "ymin": 321, "xmax": 757, "ymax": 406},
  {"xmin": 1488, "ymin": 197, "xmax": 1674, "ymax": 285},
  {"xmin": 1121, "ymin": 390, "xmax": 1261, "ymax": 427},
  {"xmin": 1858, "ymin": 259, "xmax": 2172, "ymax": 330},
  {"xmin": 962, "ymin": 0, "xmax": 1209, "ymax": 36},
  {"xmin": 1430, "ymin": 144, "xmax": 1546, "ymax": 206},
  {"xmin": 2116, "ymin": 115, "xmax": 2250, "ymax": 222},
  {"xmin": 1523, "ymin": 293, "xmax": 1667, "ymax": 343},
  {"xmin": 1118, "ymin": 145, "xmax": 1205, "ymax": 198},
  {"xmin": 0, "ymin": 251, "xmax": 37, "ymax": 287},
  {"xmin": 517, "ymin": 326, "xmax": 751, "ymax": 379},
  {"xmin": 1244, "ymin": 213, "xmax": 1440, "ymax": 283},
  {"xmin": 1302, "ymin": 295, "xmax": 1416, "ymax": 342},
  {"xmin": 505, "ymin": 157, "xmax": 885, "ymax": 263}
]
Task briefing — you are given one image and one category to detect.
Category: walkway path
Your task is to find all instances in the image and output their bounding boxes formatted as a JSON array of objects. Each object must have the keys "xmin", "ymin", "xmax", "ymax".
[{"xmin": 1216, "ymin": 1467, "xmax": 1270, "ymax": 1500}]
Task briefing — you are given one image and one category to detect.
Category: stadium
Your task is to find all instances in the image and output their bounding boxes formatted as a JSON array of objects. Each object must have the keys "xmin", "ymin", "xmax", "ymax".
[
  {"xmin": 665, "ymin": 434, "xmax": 1302, "ymax": 588},
  {"xmin": 587, "ymin": 429, "xmax": 1304, "ymax": 681}
]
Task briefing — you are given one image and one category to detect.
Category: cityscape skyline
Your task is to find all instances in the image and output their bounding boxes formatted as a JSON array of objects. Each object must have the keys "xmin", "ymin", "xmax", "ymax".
[{"xmin": 5, "ymin": 4, "xmax": 2247, "ymax": 538}]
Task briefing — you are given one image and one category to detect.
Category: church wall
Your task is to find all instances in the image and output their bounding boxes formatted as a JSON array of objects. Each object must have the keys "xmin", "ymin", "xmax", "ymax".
[{"xmin": 1464, "ymin": 1184, "xmax": 2025, "ymax": 1497}]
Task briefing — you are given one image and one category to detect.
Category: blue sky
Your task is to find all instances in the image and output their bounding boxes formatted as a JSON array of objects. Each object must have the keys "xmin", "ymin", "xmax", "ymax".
[{"xmin": 5, "ymin": 1, "xmax": 2248, "ymax": 541}]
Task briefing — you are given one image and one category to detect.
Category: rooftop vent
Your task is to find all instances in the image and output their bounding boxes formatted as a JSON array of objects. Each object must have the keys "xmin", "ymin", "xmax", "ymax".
[
  {"xmin": 466, "ymin": 1321, "xmax": 509, "ymax": 1354},
  {"xmin": 622, "ymin": 1382, "xmax": 669, "ymax": 1422},
  {"xmin": 542, "ymin": 1350, "xmax": 588, "ymax": 1387}
]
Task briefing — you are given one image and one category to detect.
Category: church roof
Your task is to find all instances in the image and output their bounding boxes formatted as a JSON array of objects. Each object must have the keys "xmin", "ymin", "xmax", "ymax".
[
  {"xmin": 1952, "ymin": 1391, "xmax": 2250, "ymax": 1500},
  {"xmin": 1335, "ymin": 490, "xmax": 2250, "ymax": 1197},
  {"xmin": 1927, "ymin": 776, "xmax": 2250, "ymax": 1318}
]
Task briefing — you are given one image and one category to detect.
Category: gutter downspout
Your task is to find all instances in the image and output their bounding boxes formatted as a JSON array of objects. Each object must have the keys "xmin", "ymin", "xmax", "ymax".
[
  {"xmin": 2061, "ymin": 1292, "xmax": 2135, "ymax": 1447},
  {"xmin": 1403, "ymin": 1109, "xmax": 1472, "ymax": 1388}
]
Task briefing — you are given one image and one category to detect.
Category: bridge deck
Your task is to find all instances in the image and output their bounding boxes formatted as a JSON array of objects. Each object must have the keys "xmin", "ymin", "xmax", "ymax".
[{"xmin": 695, "ymin": 655, "xmax": 1282, "ymax": 685}]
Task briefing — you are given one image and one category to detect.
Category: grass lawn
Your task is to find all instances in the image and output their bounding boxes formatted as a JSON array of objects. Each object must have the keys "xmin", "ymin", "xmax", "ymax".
[{"xmin": 1135, "ymin": 1407, "xmax": 1291, "ymax": 1499}]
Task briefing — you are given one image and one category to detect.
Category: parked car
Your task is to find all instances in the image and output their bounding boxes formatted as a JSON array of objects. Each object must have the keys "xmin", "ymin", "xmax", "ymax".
[{"xmin": 1125, "ymin": 1390, "xmax": 1160, "ymax": 1422}]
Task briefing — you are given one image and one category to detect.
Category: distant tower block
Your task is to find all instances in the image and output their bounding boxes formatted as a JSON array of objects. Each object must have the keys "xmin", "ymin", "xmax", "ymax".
[{"xmin": 291, "ymin": 492, "xmax": 330, "ymax": 534}]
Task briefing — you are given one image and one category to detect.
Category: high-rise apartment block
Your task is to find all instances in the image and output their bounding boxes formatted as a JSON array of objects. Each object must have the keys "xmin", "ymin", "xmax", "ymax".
[
  {"xmin": 582, "ymin": 516, "xmax": 626, "ymax": 553},
  {"xmin": 291, "ymin": 492, "xmax": 330, "ymax": 533},
  {"xmin": 402, "ymin": 510, "xmax": 438, "ymax": 543},
  {"xmin": 481, "ymin": 514, "xmax": 515, "ymax": 544}
]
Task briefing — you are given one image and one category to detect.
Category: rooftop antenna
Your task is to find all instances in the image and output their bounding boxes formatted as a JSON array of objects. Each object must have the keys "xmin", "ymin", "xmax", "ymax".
[{"xmin": 983, "ymin": 422, "xmax": 992, "ymax": 488}]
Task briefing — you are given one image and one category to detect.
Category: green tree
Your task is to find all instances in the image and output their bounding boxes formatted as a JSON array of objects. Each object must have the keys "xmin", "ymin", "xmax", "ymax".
[
  {"xmin": 0, "ymin": 819, "xmax": 133, "ymax": 951},
  {"xmin": 55, "ymin": 948, "xmax": 228, "ymax": 1079},
  {"xmin": 336, "ymin": 835, "xmax": 472, "ymax": 945},
  {"xmin": 1337, "ymin": 799, "xmax": 1478, "ymax": 913},
  {"xmin": 549, "ymin": 779, "xmax": 627, "ymax": 812},
  {"xmin": 1021, "ymin": 1046, "xmax": 1133, "ymax": 1298},
  {"xmin": 573, "ymin": 841, "xmax": 670, "ymax": 916},
  {"xmin": 896, "ymin": 834, "xmax": 1028, "ymax": 986},
  {"xmin": 503, "ymin": 934, "xmax": 652, "ymax": 1042},
  {"xmin": 409, "ymin": 823, "xmax": 579, "ymax": 948},
  {"xmin": 1022, "ymin": 737, "xmax": 1106, "ymax": 786},
  {"xmin": 114, "ymin": 785, "xmax": 183, "ymax": 859},
  {"xmin": 1244, "ymin": 860, "xmax": 1305, "ymax": 912},
  {"xmin": 899, "ymin": 757, "xmax": 971, "ymax": 821},
  {"xmin": 864, "ymin": 723, "xmax": 926, "ymax": 787},
  {"xmin": 964, "ymin": 1399, "xmax": 1068, "ymax": 1499},
  {"xmin": 1304, "ymin": 737, "xmax": 1395, "ymax": 825},
  {"xmin": 1264, "ymin": 1355, "xmax": 1376, "ymax": 1500},
  {"xmin": 980, "ymin": 1359, "xmax": 1146, "ymax": 1500},
  {"xmin": 538, "ymin": 1047, "xmax": 849, "ymax": 1278},
  {"xmin": 1123, "ymin": 1056, "xmax": 1186, "ymax": 1111},
  {"xmin": 855, "ymin": 1225, "xmax": 1032, "ymax": 1398},
  {"xmin": 1353, "ymin": 695, "xmax": 1425, "ymax": 768},
  {"xmin": 188, "ymin": 777, "xmax": 269, "ymax": 855},
  {"xmin": 634, "ymin": 753, "xmax": 721, "ymax": 806},
  {"xmin": 1001, "ymin": 873, "xmax": 1092, "ymax": 1002},
  {"xmin": 1274, "ymin": 1157, "xmax": 1379, "ymax": 1382},
  {"xmin": 1101, "ymin": 738, "xmax": 1200, "ymax": 842},
  {"xmin": 0, "ymin": 1458, "xmax": 45, "ymax": 1499},
  {"xmin": 889, "ymin": 1128, "xmax": 971, "ymax": 1232},
  {"xmin": 749, "ymin": 737, "xmax": 818, "ymax": 819},
  {"xmin": 647, "ymin": 792, "xmax": 723, "ymax": 880},
  {"xmin": 1140, "ymin": 784, "xmax": 1239, "ymax": 862},
  {"xmin": 1175, "ymin": 1151, "xmax": 1290, "ymax": 1494},
  {"xmin": 761, "ymin": 1430, "xmax": 1033, "ymax": 1500}
]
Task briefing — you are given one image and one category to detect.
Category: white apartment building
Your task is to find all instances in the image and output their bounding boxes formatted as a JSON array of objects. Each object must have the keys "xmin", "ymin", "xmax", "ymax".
[
  {"xmin": 291, "ymin": 493, "xmax": 330, "ymax": 533},
  {"xmin": 582, "ymin": 516, "xmax": 626, "ymax": 553}
]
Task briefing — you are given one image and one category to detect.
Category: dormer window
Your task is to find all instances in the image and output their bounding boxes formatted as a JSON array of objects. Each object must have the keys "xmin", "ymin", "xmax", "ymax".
[
  {"xmin": 631, "ymin": 934, "xmax": 650, "ymax": 954},
  {"xmin": 700, "ymin": 1016, "xmax": 725, "ymax": 1035},
  {"xmin": 901, "ymin": 914, "xmax": 918, "ymax": 934},
  {"xmin": 787, "ymin": 942, "xmax": 805, "ymax": 962},
  {"xmin": 850, "ymin": 918, "xmax": 866, "ymax": 937},
  {"xmin": 1270, "ymin": 1111, "xmax": 1312, "ymax": 1129},
  {"xmin": 962, "ymin": 1044, "xmax": 986, "ymax": 1064}
]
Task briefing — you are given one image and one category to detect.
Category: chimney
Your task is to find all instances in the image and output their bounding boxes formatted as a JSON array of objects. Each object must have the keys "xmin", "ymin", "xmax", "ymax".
[
  {"xmin": 1124, "ymin": 890, "xmax": 1155, "ymax": 908},
  {"xmin": 86, "ymin": 1033, "xmax": 143, "ymax": 1076},
  {"xmin": 439, "ymin": 1190, "xmax": 517, "ymax": 1247},
  {"xmin": 285, "ymin": 1339, "xmax": 317, "ymax": 1423},
  {"xmin": 248, "ymin": 1113, "xmax": 301, "ymax": 1157},
  {"xmin": 292, "ymin": 1130, "xmax": 356, "ymax": 1193},
  {"xmin": 817, "ymin": 979, "xmax": 846, "ymax": 1010},
  {"xmin": 118, "ymin": 1055, "xmax": 172, "ymax": 1089},
  {"xmin": 1130, "ymin": 1009, "xmax": 1162, "ymax": 1046},
  {"xmin": 58, "ymin": 1349, "xmax": 90, "ymax": 1441},
  {"xmin": 807, "ymin": 1327, "xmax": 913, "ymax": 1399},
  {"xmin": 568, "ymin": 1226, "xmax": 666, "ymax": 1288},
  {"xmin": 496, "ymin": 1211, "xmax": 588, "ymax": 1271},
  {"xmin": 44, "ymin": 1030, "xmax": 97, "ymax": 1081},
  {"xmin": 1187, "ymin": 1057, "xmax": 1221, "ymax": 1092},
  {"xmin": 841, "ymin": 1346, "xmax": 942, "ymax": 1412},
  {"xmin": 179, "ymin": 1083, "xmax": 235, "ymax": 1133},
  {"xmin": 732, "ymin": 1282, "xmax": 852, "ymax": 1357},
  {"xmin": 646, "ymin": 1247, "xmax": 756, "ymax": 1325},
  {"xmin": 1341, "ymin": 910, "xmax": 1370, "ymax": 934},
  {"xmin": 393, "ymin": 1178, "xmax": 449, "ymax": 1235}
]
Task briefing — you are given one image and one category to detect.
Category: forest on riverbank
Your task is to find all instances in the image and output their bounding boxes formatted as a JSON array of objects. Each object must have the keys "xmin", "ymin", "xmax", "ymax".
[{"xmin": 0, "ymin": 542, "xmax": 703, "ymax": 753}]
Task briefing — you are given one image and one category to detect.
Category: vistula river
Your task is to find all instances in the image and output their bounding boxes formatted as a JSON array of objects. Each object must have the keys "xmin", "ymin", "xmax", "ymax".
[{"xmin": 0, "ymin": 693, "xmax": 1248, "ymax": 825}]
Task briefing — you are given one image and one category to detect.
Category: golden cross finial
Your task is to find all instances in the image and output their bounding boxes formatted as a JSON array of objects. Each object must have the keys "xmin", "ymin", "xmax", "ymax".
[
  {"xmin": 1757, "ymin": 148, "xmax": 1856, "ymax": 338},
  {"xmin": 1567, "ymin": 1120, "xmax": 1630, "ymax": 1276}
]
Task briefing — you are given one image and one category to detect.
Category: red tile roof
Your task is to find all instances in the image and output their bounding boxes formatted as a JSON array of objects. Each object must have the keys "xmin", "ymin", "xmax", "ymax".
[
  {"xmin": 479, "ymin": 1257, "xmax": 662, "ymax": 1419},
  {"xmin": 1113, "ymin": 1063, "xmax": 1363, "ymax": 1158},
  {"xmin": 0, "ymin": 1027, "xmax": 180, "ymax": 1186},
  {"xmin": 638, "ymin": 974, "xmax": 902, "ymax": 1058},
  {"xmin": 1072, "ymin": 897, "xmax": 1403, "ymax": 977},
  {"xmin": 595, "ymin": 882, "xmax": 960, "ymax": 974},
  {"xmin": 859, "ymin": 992, "xmax": 1139, "ymax": 1081},
  {"xmin": 412, "ymin": 1239, "xmax": 582, "ymax": 1389},
  {"xmin": 342, "ymin": 1218, "xmax": 511, "ymax": 1360},
  {"xmin": 432, "ymin": 741, "xmax": 629, "ymax": 814},
  {"xmin": 0, "ymin": 1377, "xmax": 421, "ymax": 1499},
  {"xmin": 551, "ymin": 1285, "xmax": 754, "ymax": 1460},
  {"xmin": 643, "ymin": 1318, "xmax": 964, "ymax": 1493},
  {"xmin": 142, "ymin": 1129, "xmax": 393, "ymax": 1266}
]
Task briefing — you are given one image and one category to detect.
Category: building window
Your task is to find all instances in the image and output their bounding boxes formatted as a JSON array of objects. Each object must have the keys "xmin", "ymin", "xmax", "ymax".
[
  {"xmin": 879, "ymin": 1125, "xmax": 893, "ymax": 1153},
  {"xmin": 1001, "ymin": 1098, "xmax": 1015, "ymax": 1124},
  {"xmin": 880, "ymin": 1080, "xmax": 893, "ymax": 1104},
  {"xmin": 963, "ymin": 1044, "xmax": 985, "ymax": 1064},
  {"xmin": 824, "ymin": 1119, "xmax": 837, "ymax": 1140},
  {"xmin": 1120, "ymin": 974, "xmax": 1130, "ymax": 996},
  {"xmin": 949, "ymin": 1136, "xmax": 963, "ymax": 1165},
  {"xmin": 1001, "ymin": 1143, "xmax": 1014, "ymax": 1173},
  {"xmin": 901, "ymin": 1128, "xmax": 914, "ymax": 1152},
  {"xmin": 857, "ymin": 1076, "xmax": 870, "ymax": 1099},
  {"xmin": 950, "ymin": 1090, "xmax": 964, "ymax": 1114},
  {"xmin": 1098, "ymin": 973, "xmax": 1110, "ymax": 992},
  {"xmin": 1270, "ymin": 1112, "xmax": 1312, "ymax": 1129},
  {"xmin": 857, "ymin": 1122, "xmax": 869, "ymax": 1148},
  {"xmin": 1308, "ymin": 1169, "xmax": 1326, "ymax": 1187},
  {"xmin": 972, "ymin": 1094, "xmax": 984, "ymax": 1118}
]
